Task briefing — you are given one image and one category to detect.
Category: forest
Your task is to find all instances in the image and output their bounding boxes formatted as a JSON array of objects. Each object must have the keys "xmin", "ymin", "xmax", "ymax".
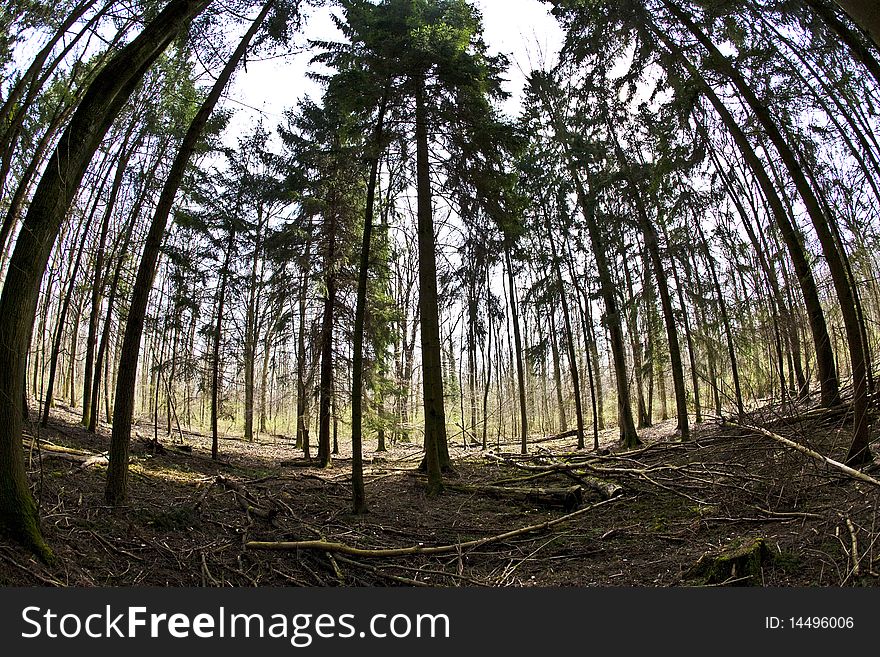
[{"xmin": 1, "ymin": 0, "xmax": 879, "ymax": 588}]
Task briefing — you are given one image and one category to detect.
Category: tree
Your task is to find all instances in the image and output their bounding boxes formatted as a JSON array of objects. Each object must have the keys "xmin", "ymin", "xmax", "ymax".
[
  {"xmin": 337, "ymin": 0, "xmax": 510, "ymax": 492},
  {"xmin": 106, "ymin": 0, "xmax": 279, "ymax": 505},
  {"xmin": 0, "ymin": 0, "xmax": 211, "ymax": 559}
]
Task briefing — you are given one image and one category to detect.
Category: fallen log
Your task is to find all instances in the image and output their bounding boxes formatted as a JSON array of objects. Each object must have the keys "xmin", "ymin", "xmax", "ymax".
[
  {"xmin": 484, "ymin": 453, "xmax": 624, "ymax": 498},
  {"xmin": 39, "ymin": 449, "xmax": 108, "ymax": 470},
  {"xmin": 533, "ymin": 428, "xmax": 580, "ymax": 444},
  {"xmin": 36, "ymin": 441, "xmax": 92, "ymax": 456},
  {"xmin": 445, "ymin": 483, "xmax": 584, "ymax": 510},
  {"xmin": 246, "ymin": 495, "xmax": 624, "ymax": 557},
  {"xmin": 575, "ymin": 475, "xmax": 623, "ymax": 499},
  {"xmin": 732, "ymin": 422, "xmax": 880, "ymax": 488}
]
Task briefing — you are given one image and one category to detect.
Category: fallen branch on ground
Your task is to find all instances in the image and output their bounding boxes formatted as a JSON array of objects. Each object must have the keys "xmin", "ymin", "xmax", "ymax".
[
  {"xmin": 732, "ymin": 422, "xmax": 880, "ymax": 488},
  {"xmin": 245, "ymin": 495, "xmax": 623, "ymax": 557},
  {"xmin": 218, "ymin": 476, "xmax": 276, "ymax": 519},
  {"xmin": 443, "ymin": 482, "xmax": 584, "ymax": 510},
  {"xmin": 488, "ymin": 469, "xmax": 623, "ymax": 500}
]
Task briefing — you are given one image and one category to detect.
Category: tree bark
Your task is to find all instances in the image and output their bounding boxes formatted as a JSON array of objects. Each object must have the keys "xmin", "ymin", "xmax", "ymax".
[
  {"xmin": 0, "ymin": 0, "xmax": 211, "ymax": 559},
  {"xmin": 351, "ymin": 85, "xmax": 389, "ymax": 513},
  {"xmin": 106, "ymin": 0, "xmax": 271, "ymax": 504},
  {"xmin": 414, "ymin": 74, "xmax": 446, "ymax": 494},
  {"xmin": 663, "ymin": 0, "xmax": 870, "ymax": 462}
]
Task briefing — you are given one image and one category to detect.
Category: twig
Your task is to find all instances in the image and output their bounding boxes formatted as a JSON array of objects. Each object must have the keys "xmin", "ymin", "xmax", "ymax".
[
  {"xmin": 201, "ymin": 552, "xmax": 220, "ymax": 587},
  {"xmin": 333, "ymin": 555, "xmax": 432, "ymax": 586},
  {"xmin": 845, "ymin": 516, "xmax": 861, "ymax": 578},
  {"xmin": 326, "ymin": 552, "xmax": 345, "ymax": 583},
  {"xmin": 751, "ymin": 506, "xmax": 823, "ymax": 520},
  {"xmin": 246, "ymin": 496, "xmax": 623, "ymax": 557},
  {"xmin": 0, "ymin": 547, "xmax": 66, "ymax": 587},
  {"xmin": 88, "ymin": 531, "xmax": 145, "ymax": 562},
  {"xmin": 495, "ymin": 534, "xmax": 566, "ymax": 586},
  {"xmin": 731, "ymin": 422, "xmax": 880, "ymax": 487}
]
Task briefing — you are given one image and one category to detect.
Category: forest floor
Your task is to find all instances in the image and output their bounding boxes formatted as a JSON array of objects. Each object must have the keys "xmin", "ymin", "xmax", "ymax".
[{"xmin": 2, "ymin": 399, "xmax": 880, "ymax": 587}]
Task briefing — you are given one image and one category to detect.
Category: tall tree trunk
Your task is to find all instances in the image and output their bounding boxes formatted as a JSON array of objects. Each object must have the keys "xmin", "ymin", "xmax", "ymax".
[
  {"xmin": 544, "ymin": 209, "xmax": 586, "ymax": 449},
  {"xmin": 621, "ymin": 242, "xmax": 650, "ymax": 428},
  {"xmin": 259, "ymin": 320, "xmax": 273, "ymax": 435},
  {"xmin": 82, "ymin": 126, "xmax": 141, "ymax": 425},
  {"xmin": 68, "ymin": 291, "xmax": 85, "ymax": 408},
  {"xmin": 0, "ymin": 92, "xmax": 76, "ymax": 263},
  {"xmin": 0, "ymin": 0, "xmax": 211, "ymax": 559},
  {"xmin": 481, "ymin": 267, "xmax": 493, "ymax": 450},
  {"xmin": 653, "ymin": 24, "xmax": 840, "ymax": 407},
  {"xmin": 664, "ymin": 0, "xmax": 870, "ymax": 463},
  {"xmin": 40, "ymin": 194, "xmax": 101, "ymax": 427},
  {"xmin": 607, "ymin": 123, "xmax": 690, "ymax": 438},
  {"xmin": 295, "ymin": 236, "xmax": 312, "ymax": 458},
  {"xmin": 106, "ymin": 0, "xmax": 272, "ymax": 504},
  {"xmin": 548, "ymin": 309, "xmax": 568, "ymax": 433},
  {"xmin": 707, "ymin": 138, "xmax": 808, "ymax": 396},
  {"xmin": 667, "ymin": 245, "xmax": 702, "ymax": 423},
  {"xmin": 413, "ymin": 74, "xmax": 446, "ymax": 493},
  {"xmin": 211, "ymin": 231, "xmax": 235, "ymax": 460},
  {"xmin": 536, "ymin": 80, "xmax": 639, "ymax": 447},
  {"xmin": 0, "ymin": 0, "xmax": 103, "ymax": 204},
  {"xmin": 503, "ymin": 244, "xmax": 529, "ymax": 454},
  {"xmin": 317, "ymin": 206, "xmax": 337, "ymax": 469},
  {"xmin": 803, "ymin": 0, "xmax": 880, "ymax": 88},
  {"xmin": 350, "ymin": 86, "xmax": 389, "ymax": 513},
  {"xmin": 695, "ymin": 221, "xmax": 744, "ymax": 417},
  {"xmin": 831, "ymin": 0, "xmax": 880, "ymax": 50},
  {"xmin": 89, "ymin": 141, "xmax": 169, "ymax": 433}
]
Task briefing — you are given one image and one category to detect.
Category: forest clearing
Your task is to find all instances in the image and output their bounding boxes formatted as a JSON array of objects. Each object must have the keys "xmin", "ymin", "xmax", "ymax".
[{"xmin": 2, "ymin": 0, "xmax": 880, "ymax": 589}]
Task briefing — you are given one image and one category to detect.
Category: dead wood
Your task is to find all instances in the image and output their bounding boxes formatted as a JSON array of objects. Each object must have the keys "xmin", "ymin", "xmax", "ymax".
[
  {"xmin": 217, "ymin": 476, "xmax": 277, "ymax": 520},
  {"xmin": 766, "ymin": 403, "xmax": 851, "ymax": 428},
  {"xmin": 135, "ymin": 432, "xmax": 167, "ymax": 455},
  {"xmin": 845, "ymin": 516, "xmax": 861, "ymax": 578},
  {"xmin": 687, "ymin": 537, "xmax": 771, "ymax": 585},
  {"xmin": 39, "ymin": 448, "xmax": 108, "ymax": 470},
  {"xmin": 533, "ymin": 428, "xmax": 580, "ymax": 444},
  {"xmin": 444, "ymin": 482, "xmax": 584, "ymax": 510},
  {"xmin": 333, "ymin": 555, "xmax": 432, "ymax": 586},
  {"xmin": 732, "ymin": 422, "xmax": 880, "ymax": 488},
  {"xmin": 36, "ymin": 441, "xmax": 91, "ymax": 456},
  {"xmin": 245, "ymin": 495, "xmax": 624, "ymax": 557}
]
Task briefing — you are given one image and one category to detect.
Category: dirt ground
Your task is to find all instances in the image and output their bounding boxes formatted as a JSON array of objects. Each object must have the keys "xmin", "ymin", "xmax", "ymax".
[{"xmin": 2, "ymin": 400, "xmax": 879, "ymax": 587}]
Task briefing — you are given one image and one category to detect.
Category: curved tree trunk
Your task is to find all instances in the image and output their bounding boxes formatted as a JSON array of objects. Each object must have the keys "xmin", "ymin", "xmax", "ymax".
[
  {"xmin": 832, "ymin": 0, "xmax": 880, "ymax": 51},
  {"xmin": 106, "ymin": 0, "xmax": 272, "ymax": 504},
  {"xmin": 652, "ymin": 23, "xmax": 840, "ymax": 407},
  {"xmin": 663, "ymin": 0, "xmax": 870, "ymax": 463},
  {"xmin": 0, "ymin": 0, "xmax": 211, "ymax": 560}
]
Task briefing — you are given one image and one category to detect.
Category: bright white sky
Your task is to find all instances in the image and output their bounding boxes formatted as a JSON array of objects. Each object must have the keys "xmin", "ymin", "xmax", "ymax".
[{"xmin": 224, "ymin": 0, "xmax": 564, "ymax": 137}]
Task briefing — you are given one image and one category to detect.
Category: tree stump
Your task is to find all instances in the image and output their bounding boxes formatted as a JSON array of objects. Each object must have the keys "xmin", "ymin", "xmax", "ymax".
[{"xmin": 688, "ymin": 537, "xmax": 771, "ymax": 585}]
